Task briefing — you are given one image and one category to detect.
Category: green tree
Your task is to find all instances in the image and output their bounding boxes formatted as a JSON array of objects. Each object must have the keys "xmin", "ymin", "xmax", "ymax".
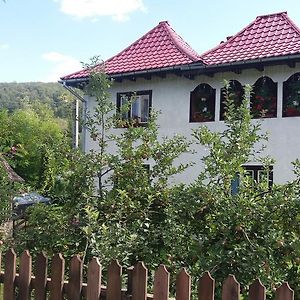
[
  {"xmin": 166, "ymin": 83, "xmax": 300, "ymax": 297},
  {"xmin": 0, "ymin": 105, "xmax": 70, "ymax": 186},
  {"xmin": 15, "ymin": 58, "xmax": 192, "ymax": 267}
]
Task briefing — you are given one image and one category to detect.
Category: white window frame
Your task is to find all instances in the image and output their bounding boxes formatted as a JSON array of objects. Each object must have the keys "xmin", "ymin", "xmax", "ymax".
[{"xmin": 117, "ymin": 90, "xmax": 152, "ymax": 126}]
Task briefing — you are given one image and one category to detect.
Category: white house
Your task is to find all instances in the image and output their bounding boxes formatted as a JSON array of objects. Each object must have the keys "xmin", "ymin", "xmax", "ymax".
[{"xmin": 60, "ymin": 12, "xmax": 300, "ymax": 184}]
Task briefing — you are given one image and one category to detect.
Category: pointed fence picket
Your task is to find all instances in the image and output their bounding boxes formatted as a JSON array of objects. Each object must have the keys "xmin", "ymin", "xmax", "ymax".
[
  {"xmin": 198, "ymin": 271, "xmax": 214, "ymax": 300},
  {"xmin": 107, "ymin": 260, "xmax": 122, "ymax": 300},
  {"xmin": 4, "ymin": 248, "xmax": 16, "ymax": 300},
  {"xmin": 68, "ymin": 255, "xmax": 83, "ymax": 300},
  {"xmin": 0, "ymin": 249, "xmax": 297, "ymax": 300},
  {"xmin": 86, "ymin": 257, "xmax": 101, "ymax": 300},
  {"xmin": 249, "ymin": 278, "xmax": 266, "ymax": 300},
  {"xmin": 176, "ymin": 268, "xmax": 191, "ymax": 300},
  {"xmin": 34, "ymin": 252, "xmax": 48, "ymax": 300},
  {"xmin": 222, "ymin": 275, "xmax": 240, "ymax": 300},
  {"xmin": 132, "ymin": 261, "xmax": 148, "ymax": 300},
  {"xmin": 18, "ymin": 250, "xmax": 32, "ymax": 299},
  {"xmin": 50, "ymin": 253, "xmax": 65, "ymax": 300},
  {"xmin": 153, "ymin": 265, "xmax": 169, "ymax": 300}
]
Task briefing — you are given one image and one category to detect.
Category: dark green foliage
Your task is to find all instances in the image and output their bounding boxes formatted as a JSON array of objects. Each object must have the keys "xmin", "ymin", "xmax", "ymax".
[{"xmin": 0, "ymin": 106, "xmax": 70, "ymax": 186}]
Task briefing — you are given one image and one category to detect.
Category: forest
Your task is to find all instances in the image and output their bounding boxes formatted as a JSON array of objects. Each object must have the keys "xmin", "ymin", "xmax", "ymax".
[{"xmin": 0, "ymin": 82, "xmax": 74, "ymax": 119}]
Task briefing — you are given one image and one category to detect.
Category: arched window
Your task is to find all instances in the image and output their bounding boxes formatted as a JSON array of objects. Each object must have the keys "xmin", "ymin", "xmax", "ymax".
[
  {"xmin": 283, "ymin": 73, "xmax": 300, "ymax": 117},
  {"xmin": 220, "ymin": 80, "xmax": 244, "ymax": 120},
  {"xmin": 190, "ymin": 83, "xmax": 215, "ymax": 122},
  {"xmin": 251, "ymin": 76, "xmax": 277, "ymax": 118}
]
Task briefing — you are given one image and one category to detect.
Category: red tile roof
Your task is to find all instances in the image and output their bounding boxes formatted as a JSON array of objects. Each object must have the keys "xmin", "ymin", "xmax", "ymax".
[
  {"xmin": 61, "ymin": 12, "xmax": 300, "ymax": 82},
  {"xmin": 202, "ymin": 12, "xmax": 300, "ymax": 65},
  {"xmin": 61, "ymin": 21, "xmax": 202, "ymax": 80}
]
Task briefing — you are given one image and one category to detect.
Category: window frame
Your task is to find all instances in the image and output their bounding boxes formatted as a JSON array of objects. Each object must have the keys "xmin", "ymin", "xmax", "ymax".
[
  {"xmin": 189, "ymin": 83, "xmax": 216, "ymax": 123},
  {"xmin": 243, "ymin": 165, "xmax": 273, "ymax": 188},
  {"xmin": 250, "ymin": 76, "xmax": 277, "ymax": 119},
  {"xmin": 283, "ymin": 72, "xmax": 300, "ymax": 118},
  {"xmin": 116, "ymin": 90, "xmax": 152, "ymax": 127},
  {"xmin": 220, "ymin": 80, "xmax": 244, "ymax": 121}
]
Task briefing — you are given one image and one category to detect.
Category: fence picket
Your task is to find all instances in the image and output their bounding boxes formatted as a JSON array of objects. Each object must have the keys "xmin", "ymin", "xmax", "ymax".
[
  {"xmin": 34, "ymin": 252, "xmax": 48, "ymax": 300},
  {"xmin": 249, "ymin": 279, "xmax": 265, "ymax": 300},
  {"xmin": 68, "ymin": 255, "xmax": 83, "ymax": 300},
  {"xmin": 198, "ymin": 271, "xmax": 214, "ymax": 300},
  {"xmin": 18, "ymin": 250, "xmax": 32, "ymax": 300},
  {"xmin": 0, "ymin": 247, "xmax": 300, "ymax": 300},
  {"xmin": 132, "ymin": 261, "xmax": 147, "ymax": 300},
  {"xmin": 153, "ymin": 264, "xmax": 169, "ymax": 300},
  {"xmin": 275, "ymin": 282, "xmax": 294, "ymax": 300},
  {"xmin": 176, "ymin": 268, "xmax": 191, "ymax": 300},
  {"xmin": 4, "ymin": 248, "xmax": 16, "ymax": 300},
  {"xmin": 87, "ymin": 257, "xmax": 101, "ymax": 300},
  {"xmin": 127, "ymin": 266, "xmax": 134, "ymax": 295},
  {"xmin": 107, "ymin": 259, "xmax": 122, "ymax": 300},
  {"xmin": 49, "ymin": 253, "xmax": 65, "ymax": 300},
  {"xmin": 222, "ymin": 275, "xmax": 240, "ymax": 300}
]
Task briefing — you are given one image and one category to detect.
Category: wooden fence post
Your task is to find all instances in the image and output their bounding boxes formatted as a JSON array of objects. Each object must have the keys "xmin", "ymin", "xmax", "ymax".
[
  {"xmin": 18, "ymin": 250, "xmax": 32, "ymax": 300},
  {"xmin": 275, "ymin": 282, "xmax": 294, "ymax": 300},
  {"xmin": 153, "ymin": 264, "xmax": 169, "ymax": 300},
  {"xmin": 222, "ymin": 275, "xmax": 240, "ymax": 300},
  {"xmin": 107, "ymin": 259, "xmax": 122, "ymax": 300},
  {"xmin": 49, "ymin": 253, "xmax": 65, "ymax": 300},
  {"xmin": 132, "ymin": 261, "xmax": 147, "ymax": 300},
  {"xmin": 86, "ymin": 257, "xmax": 101, "ymax": 300},
  {"xmin": 68, "ymin": 255, "xmax": 83, "ymax": 300},
  {"xmin": 4, "ymin": 248, "xmax": 16, "ymax": 300},
  {"xmin": 249, "ymin": 279, "xmax": 265, "ymax": 300},
  {"xmin": 34, "ymin": 252, "xmax": 48, "ymax": 300},
  {"xmin": 198, "ymin": 271, "xmax": 214, "ymax": 300},
  {"xmin": 176, "ymin": 268, "xmax": 191, "ymax": 300}
]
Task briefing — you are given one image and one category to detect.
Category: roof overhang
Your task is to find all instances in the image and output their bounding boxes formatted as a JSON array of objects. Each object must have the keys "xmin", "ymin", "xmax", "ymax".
[
  {"xmin": 186, "ymin": 54, "xmax": 300, "ymax": 76},
  {"xmin": 59, "ymin": 62, "xmax": 206, "ymax": 88},
  {"xmin": 60, "ymin": 54, "xmax": 300, "ymax": 88}
]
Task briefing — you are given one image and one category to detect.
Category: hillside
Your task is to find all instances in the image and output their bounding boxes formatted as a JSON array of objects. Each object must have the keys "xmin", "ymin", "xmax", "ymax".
[{"xmin": 0, "ymin": 82, "xmax": 76, "ymax": 119}]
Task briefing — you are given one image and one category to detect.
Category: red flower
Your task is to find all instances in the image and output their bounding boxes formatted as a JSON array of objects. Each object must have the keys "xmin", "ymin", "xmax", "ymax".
[{"xmin": 286, "ymin": 107, "xmax": 300, "ymax": 116}]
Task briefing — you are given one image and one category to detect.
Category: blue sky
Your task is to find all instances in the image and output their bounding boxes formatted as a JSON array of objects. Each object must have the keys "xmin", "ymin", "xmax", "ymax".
[{"xmin": 1, "ymin": 0, "xmax": 300, "ymax": 82}]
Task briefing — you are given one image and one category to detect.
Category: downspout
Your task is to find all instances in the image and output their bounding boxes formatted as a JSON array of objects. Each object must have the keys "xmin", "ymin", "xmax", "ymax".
[{"xmin": 61, "ymin": 82, "xmax": 87, "ymax": 151}]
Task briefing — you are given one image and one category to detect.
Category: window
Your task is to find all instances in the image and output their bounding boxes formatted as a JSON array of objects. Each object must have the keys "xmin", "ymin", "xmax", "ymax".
[
  {"xmin": 283, "ymin": 73, "xmax": 300, "ymax": 117},
  {"xmin": 220, "ymin": 80, "xmax": 244, "ymax": 120},
  {"xmin": 117, "ymin": 90, "xmax": 152, "ymax": 126},
  {"xmin": 231, "ymin": 165, "xmax": 273, "ymax": 195},
  {"xmin": 190, "ymin": 83, "xmax": 215, "ymax": 122},
  {"xmin": 243, "ymin": 165, "xmax": 273, "ymax": 188},
  {"xmin": 251, "ymin": 76, "xmax": 277, "ymax": 119}
]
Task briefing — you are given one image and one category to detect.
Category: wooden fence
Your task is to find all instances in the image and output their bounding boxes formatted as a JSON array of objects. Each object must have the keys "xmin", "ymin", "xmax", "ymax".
[{"xmin": 0, "ymin": 248, "xmax": 295, "ymax": 300}]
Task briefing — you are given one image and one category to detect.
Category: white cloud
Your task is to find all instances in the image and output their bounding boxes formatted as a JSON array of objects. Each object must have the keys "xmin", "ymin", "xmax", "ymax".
[
  {"xmin": 57, "ymin": 0, "xmax": 145, "ymax": 21},
  {"xmin": 0, "ymin": 43, "xmax": 9, "ymax": 50},
  {"xmin": 42, "ymin": 52, "xmax": 82, "ymax": 82}
]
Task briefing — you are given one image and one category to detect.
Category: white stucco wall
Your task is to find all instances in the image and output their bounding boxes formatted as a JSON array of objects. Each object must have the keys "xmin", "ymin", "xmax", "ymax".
[{"xmin": 84, "ymin": 63, "xmax": 300, "ymax": 184}]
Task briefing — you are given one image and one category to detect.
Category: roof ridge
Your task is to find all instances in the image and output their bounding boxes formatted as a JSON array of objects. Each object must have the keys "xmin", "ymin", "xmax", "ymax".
[
  {"xmin": 161, "ymin": 21, "xmax": 200, "ymax": 62},
  {"xmin": 256, "ymin": 11, "xmax": 287, "ymax": 19}
]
